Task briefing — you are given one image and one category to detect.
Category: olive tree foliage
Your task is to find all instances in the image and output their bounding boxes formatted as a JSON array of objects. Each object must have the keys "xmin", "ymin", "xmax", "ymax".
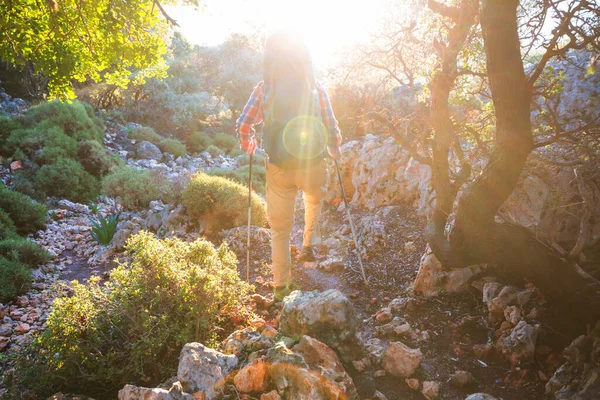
[
  {"xmin": 336, "ymin": 0, "xmax": 600, "ymax": 300},
  {"xmin": 0, "ymin": 0, "xmax": 203, "ymax": 100}
]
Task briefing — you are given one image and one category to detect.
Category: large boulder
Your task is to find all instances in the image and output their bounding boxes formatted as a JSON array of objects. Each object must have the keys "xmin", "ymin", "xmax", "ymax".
[
  {"xmin": 177, "ymin": 343, "xmax": 238, "ymax": 400},
  {"xmin": 136, "ymin": 141, "xmax": 163, "ymax": 161},
  {"xmin": 279, "ymin": 290, "xmax": 360, "ymax": 362}
]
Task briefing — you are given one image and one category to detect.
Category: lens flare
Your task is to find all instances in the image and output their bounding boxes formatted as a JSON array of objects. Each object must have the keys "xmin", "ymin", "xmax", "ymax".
[{"xmin": 282, "ymin": 115, "xmax": 328, "ymax": 160}]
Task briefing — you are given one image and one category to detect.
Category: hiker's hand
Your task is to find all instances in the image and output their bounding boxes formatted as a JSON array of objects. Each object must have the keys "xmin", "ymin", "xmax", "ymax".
[
  {"xmin": 241, "ymin": 136, "xmax": 257, "ymax": 155},
  {"xmin": 327, "ymin": 145, "xmax": 341, "ymax": 160}
]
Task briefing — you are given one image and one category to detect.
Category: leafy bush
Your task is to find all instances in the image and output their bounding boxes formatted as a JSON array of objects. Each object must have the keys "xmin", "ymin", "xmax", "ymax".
[
  {"xmin": 237, "ymin": 152, "xmax": 266, "ymax": 166},
  {"xmin": 11, "ymin": 169, "xmax": 44, "ymax": 201},
  {"xmin": 90, "ymin": 213, "xmax": 120, "ymax": 245},
  {"xmin": 208, "ymin": 164, "xmax": 266, "ymax": 194},
  {"xmin": 229, "ymin": 148, "xmax": 243, "ymax": 158},
  {"xmin": 0, "ymin": 185, "xmax": 47, "ymax": 235},
  {"xmin": 182, "ymin": 172, "xmax": 267, "ymax": 232},
  {"xmin": 102, "ymin": 165, "xmax": 172, "ymax": 210},
  {"xmin": 186, "ymin": 131, "xmax": 214, "ymax": 153},
  {"xmin": 23, "ymin": 100, "xmax": 104, "ymax": 142},
  {"xmin": 129, "ymin": 126, "xmax": 162, "ymax": 144},
  {"xmin": 0, "ymin": 209, "xmax": 18, "ymax": 241},
  {"xmin": 0, "ymin": 116, "xmax": 22, "ymax": 151},
  {"xmin": 206, "ymin": 144, "xmax": 224, "ymax": 158},
  {"xmin": 77, "ymin": 140, "xmax": 122, "ymax": 178},
  {"xmin": 35, "ymin": 158, "xmax": 100, "ymax": 203},
  {"xmin": 16, "ymin": 231, "xmax": 253, "ymax": 397},
  {"xmin": 158, "ymin": 138, "xmax": 186, "ymax": 157},
  {"xmin": 213, "ymin": 133, "xmax": 237, "ymax": 153},
  {"xmin": 0, "ymin": 257, "xmax": 32, "ymax": 303},
  {"xmin": 0, "ymin": 238, "xmax": 50, "ymax": 268},
  {"xmin": 39, "ymin": 126, "xmax": 79, "ymax": 164}
]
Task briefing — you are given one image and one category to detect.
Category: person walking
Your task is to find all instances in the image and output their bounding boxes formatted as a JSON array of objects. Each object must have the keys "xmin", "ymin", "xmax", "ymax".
[{"xmin": 237, "ymin": 32, "xmax": 342, "ymax": 300}]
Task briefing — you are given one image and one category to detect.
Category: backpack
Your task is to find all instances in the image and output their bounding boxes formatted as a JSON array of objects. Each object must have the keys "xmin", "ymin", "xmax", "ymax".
[{"xmin": 262, "ymin": 78, "xmax": 328, "ymax": 169}]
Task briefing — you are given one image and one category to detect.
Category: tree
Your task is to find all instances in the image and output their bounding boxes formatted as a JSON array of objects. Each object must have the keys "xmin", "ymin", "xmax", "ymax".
[
  {"xmin": 0, "ymin": 0, "xmax": 201, "ymax": 99},
  {"xmin": 367, "ymin": 0, "xmax": 600, "ymax": 301}
]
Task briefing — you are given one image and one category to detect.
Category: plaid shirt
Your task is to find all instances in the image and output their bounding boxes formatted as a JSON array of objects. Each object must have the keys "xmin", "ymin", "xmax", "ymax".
[{"xmin": 236, "ymin": 80, "xmax": 342, "ymax": 152}]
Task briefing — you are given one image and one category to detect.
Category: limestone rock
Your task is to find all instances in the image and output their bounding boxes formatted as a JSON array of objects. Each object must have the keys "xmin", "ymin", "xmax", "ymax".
[
  {"xmin": 279, "ymin": 290, "xmax": 359, "ymax": 361},
  {"xmin": 450, "ymin": 371, "xmax": 475, "ymax": 387},
  {"xmin": 268, "ymin": 362, "xmax": 348, "ymax": 400},
  {"xmin": 177, "ymin": 343, "xmax": 238, "ymax": 400},
  {"xmin": 136, "ymin": 141, "xmax": 163, "ymax": 160},
  {"xmin": 496, "ymin": 320, "xmax": 539, "ymax": 367},
  {"xmin": 465, "ymin": 394, "xmax": 499, "ymax": 400},
  {"xmin": 421, "ymin": 381, "xmax": 440, "ymax": 400},
  {"xmin": 485, "ymin": 285, "xmax": 535, "ymax": 323},
  {"xmin": 375, "ymin": 308, "xmax": 393, "ymax": 324},
  {"xmin": 118, "ymin": 383, "xmax": 193, "ymax": 400},
  {"xmin": 382, "ymin": 341, "xmax": 423, "ymax": 378},
  {"xmin": 260, "ymin": 390, "xmax": 281, "ymax": 400},
  {"xmin": 374, "ymin": 316, "xmax": 415, "ymax": 339},
  {"xmin": 293, "ymin": 335, "xmax": 358, "ymax": 399},
  {"xmin": 413, "ymin": 247, "xmax": 486, "ymax": 296},
  {"xmin": 405, "ymin": 378, "xmax": 420, "ymax": 390},
  {"xmin": 221, "ymin": 328, "xmax": 273, "ymax": 359},
  {"xmin": 233, "ymin": 360, "xmax": 270, "ymax": 393}
]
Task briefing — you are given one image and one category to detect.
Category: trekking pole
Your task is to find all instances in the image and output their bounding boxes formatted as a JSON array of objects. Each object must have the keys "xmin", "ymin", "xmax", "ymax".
[
  {"xmin": 246, "ymin": 153, "xmax": 253, "ymax": 283},
  {"xmin": 334, "ymin": 160, "xmax": 369, "ymax": 287}
]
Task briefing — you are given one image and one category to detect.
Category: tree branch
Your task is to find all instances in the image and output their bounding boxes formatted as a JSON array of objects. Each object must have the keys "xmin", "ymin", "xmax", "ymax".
[
  {"xmin": 153, "ymin": 0, "xmax": 179, "ymax": 26},
  {"xmin": 367, "ymin": 111, "xmax": 433, "ymax": 166}
]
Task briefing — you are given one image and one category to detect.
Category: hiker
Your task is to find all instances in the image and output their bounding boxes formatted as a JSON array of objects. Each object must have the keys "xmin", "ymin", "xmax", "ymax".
[{"xmin": 237, "ymin": 32, "xmax": 342, "ymax": 300}]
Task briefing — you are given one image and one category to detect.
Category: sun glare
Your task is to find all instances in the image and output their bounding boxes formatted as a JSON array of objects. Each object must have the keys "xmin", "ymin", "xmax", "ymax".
[
  {"xmin": 166, "ymin": 0, "xmax": 387, "ymax": 68},
  {"xmin": 262, "ymin": 0, "xmax": 386, "ymax": 67}
]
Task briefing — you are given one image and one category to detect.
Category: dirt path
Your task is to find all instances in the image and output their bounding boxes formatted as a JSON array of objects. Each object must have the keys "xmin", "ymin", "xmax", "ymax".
[{"xmin": 237, "ymin": 200, "xmax": 554, "ymax": 400}]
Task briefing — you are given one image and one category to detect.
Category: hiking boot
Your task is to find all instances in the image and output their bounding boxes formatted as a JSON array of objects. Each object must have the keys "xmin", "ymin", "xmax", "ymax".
[
  {"xmin": 274, "ymin": 285, "xmax": 292, "ymax": 301},
  {"xmin": 297, "ymin": 246, "xmax": 315, "ymax": 262}
]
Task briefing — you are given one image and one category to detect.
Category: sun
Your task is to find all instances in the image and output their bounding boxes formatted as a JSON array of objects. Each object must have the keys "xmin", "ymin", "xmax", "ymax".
[{"xmin": 262, "ymin": 0, "xmax": 386, "ymax": 67}]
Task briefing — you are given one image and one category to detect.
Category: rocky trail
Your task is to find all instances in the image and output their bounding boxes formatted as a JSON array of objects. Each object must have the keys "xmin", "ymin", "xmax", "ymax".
[{"xmin": 1, "ymin": 128, "xmax": 598, "ymax": 399}]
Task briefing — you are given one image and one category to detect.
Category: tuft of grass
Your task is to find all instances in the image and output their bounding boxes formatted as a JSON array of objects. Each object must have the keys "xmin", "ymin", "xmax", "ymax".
[{"xmin": 90, "ymin": 212, "xmax": 120, "ymax": 245}]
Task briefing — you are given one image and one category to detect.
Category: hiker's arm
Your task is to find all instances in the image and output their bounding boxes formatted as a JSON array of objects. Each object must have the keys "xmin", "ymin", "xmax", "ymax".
[
  {"xmin": 236, "ymin": 82, "xmax": 264, "ymax": 154},
  {"xmin": 317, "ymin": 85, "xmax": 342, "ymax": 160}
]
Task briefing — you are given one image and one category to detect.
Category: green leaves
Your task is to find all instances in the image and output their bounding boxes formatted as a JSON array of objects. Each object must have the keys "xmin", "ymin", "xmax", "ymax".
[
  {"xmin": 90, "ymin": 212, "xmax": 120, "ymax": 245},
  {"xmin": 0, "ymin": 0, "xmax": 172, "ymax": 99}
]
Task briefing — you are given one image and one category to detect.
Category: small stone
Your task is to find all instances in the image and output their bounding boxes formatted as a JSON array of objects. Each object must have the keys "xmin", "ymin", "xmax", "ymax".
[
  {"xmin": 465, "ymin": 394, "xmax": 499, "ymax": 400},
  {"xmin": 473, "ymin": 343, "xmax": 493, "ymax": 359},
  {"xmin": 352, "ymin": 358, "xmax": 369, "ymax": 373},
  {"xmin": 371, "ymin": 390, "xmax": 388, "ymax": 400},
  {"xmin": 504, "ymin": 305, "xmax": 522, "ymax": 325},
  {"xmin": 261, "ymin": 325, "xmax": 278, "ymax": 339},
  {"xmin": 421, "ymin": 381, "xmax": 440, "ymax": 400},
  {"xmin": 405, "ymin": 378, "xmax": 420, "ymax": 390},
  {"xmin": 375, "ymin": 308, "xmax": 393, "ymax": 324},
  {"xmin": 234, "ymin": 360, "xmax": 270, "ymax": 393},
  {"xmin": 260, "ymin": 390, "xmax": 281, "ymax": 400},
  {"xmin": 383, "ymin": 341, "xmax": 423, "ymax": 378},
  {"xmin": 0, "ymin": 336, "xmax": 9, "ymax": 351},
  {"xmin": 449, "ymin": 370, "xmax": 474, "ymax": 387},
  {"xmin": 373, "ymin": 370, "xmax": 386, "ymax": 378},
  {"xmin": 14, "ymin": 323, "xmax": 30, "ymax": 334}
]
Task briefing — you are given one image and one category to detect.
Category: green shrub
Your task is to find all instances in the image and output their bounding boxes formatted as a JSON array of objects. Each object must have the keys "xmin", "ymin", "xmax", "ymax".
[
  {"xmin": 0, "ymin": 116, "xmax": 22, "ymax": 152},
  {"xmin": 39, "ymin": 126, "xmax": 78, "ymax": 164},
  {"xmin": 0, "ymin": 238, "xmax": 50, "ymax": 268},
  {"xmin": 16, "ymin": 231, "xmax": 253, "ymax": 397},
  {"xmin": 0, "ymin": 185, "xmax": 47, "ymax": 235},
  {"xmin": 183, "ymin": 172, "xmax": 267, "ymax": 232},
  {"xmin": 0, "ymin": 209, "xmax": 18, "ymax": 241},
  {"xmin": 186, "ymin": 132, "xmax": 214, "ymax": 153},
  {"xmin": 11, "ymin": 169, "xmax": 44, "ymax": 201},
  {"xmin": 35, "ymin": 158, "xmax": 100, "ymax": 203},
  {"xmin": 3, "ymin": 128, "xmax": 44, "ymax": 158},
  {"xmin": 237, "ymin": 152, "xmax": 266, "ymax": 166},
  {"xmin": 102, "ymin": 165, "xmax": 172, "ymax": 210},
  {"xmin": 213, "ymin": 133, "xmax": 237, "ymax": 154},
  {"xmin": 90, "ymin": 212, "xmax": 120, "ymax": 245},
  {"xmin": 23, "ymin": 100, "xmax": 104, "ymax": 142},
  {"xmin": 158, "ymin": 138, "xmax": 186, "ymax": 157},
  {"xmin": 206, "ymin": 144, "xmax": 224, "ymax": 158},
  {"xmin": 0, "ymin": 257, "xmax": 32, "ymax": 303},
  {"xmin": 77, "ymin": 140, "xmax": 121, "ymax": 178},
  {"xmin": 228, "ymin": 148, "xmax": 244, "ymax": 158},
  {"xmin": 129, "ymin": 126, "xmax": 162, "ymax": 144},
  {"xmin": 208, "ymin": 164, "xmax": 266, "ymax": 194}
]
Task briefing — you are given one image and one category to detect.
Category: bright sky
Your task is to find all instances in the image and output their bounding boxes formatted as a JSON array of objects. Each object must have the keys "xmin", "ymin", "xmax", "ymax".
[{"xmin": 165, "ymin": 0, "xmax": 388, "ymax": 67}]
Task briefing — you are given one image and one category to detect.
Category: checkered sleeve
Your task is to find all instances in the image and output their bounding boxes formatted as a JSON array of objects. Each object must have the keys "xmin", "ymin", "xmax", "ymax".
[
  {"xmin": 236, "ymin": 81, "xmax": 264, "ymax": 150},
  {"xmin": 317, "ymin": 83, "xmax": 342, "ymax": 148}
]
